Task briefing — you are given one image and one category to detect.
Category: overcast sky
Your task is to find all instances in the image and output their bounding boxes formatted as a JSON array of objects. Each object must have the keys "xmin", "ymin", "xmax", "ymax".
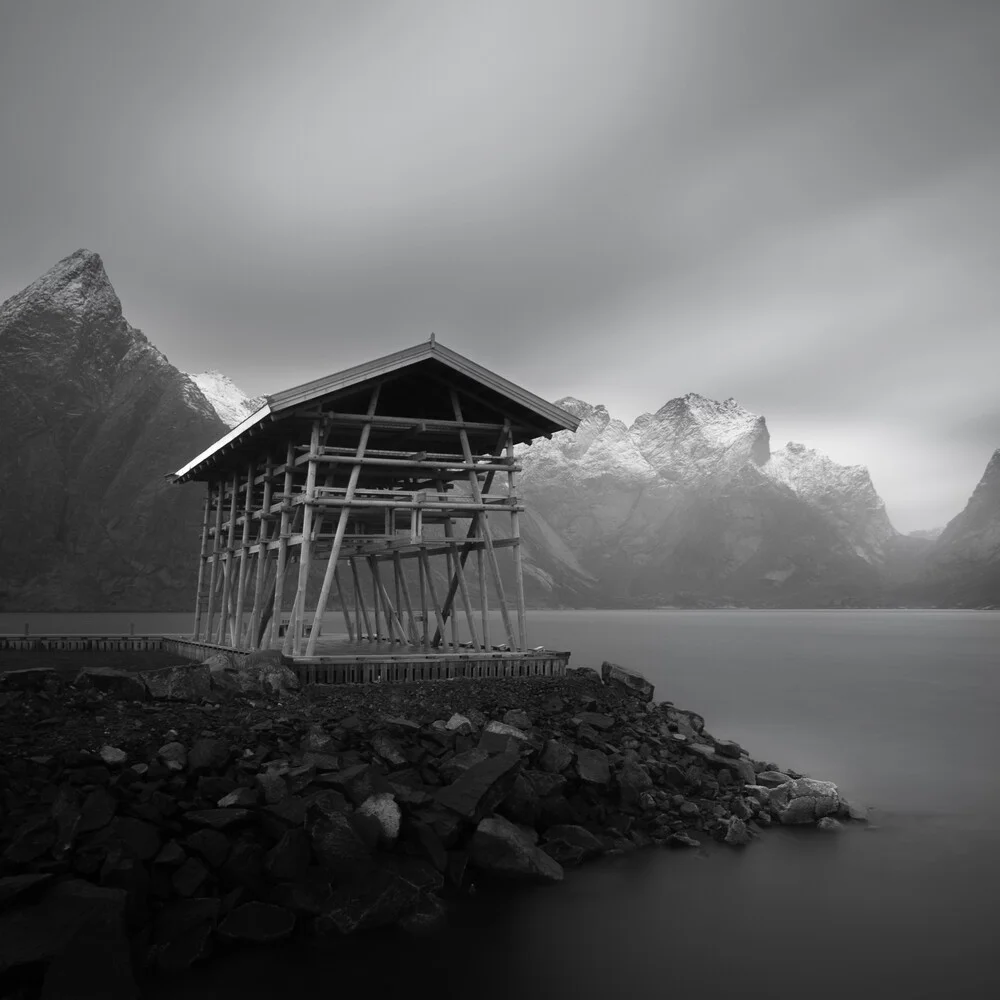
[{"xmin": 2, "ymin": 0, "xmax": 998, "ymax": 532}]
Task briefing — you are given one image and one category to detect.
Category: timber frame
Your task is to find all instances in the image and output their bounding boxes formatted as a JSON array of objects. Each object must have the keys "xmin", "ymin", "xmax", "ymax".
[{"xmin": 170, "ymin": 338, "xmax": 579, "ymax": 671}]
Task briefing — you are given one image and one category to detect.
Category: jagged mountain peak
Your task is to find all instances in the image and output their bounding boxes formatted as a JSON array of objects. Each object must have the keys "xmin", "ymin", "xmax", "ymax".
[
  {"xmin": 186, "ymin": 370, "xmax": 267, "ymax": 429},
  {"xmin": 554, "ymin": 396, "xmax": 608, "ymax": 421},
  {"xmin": 0, "ymin": 249, "xmax": 120, "ymax": 327},
  {"xmin": 630, "ymin": 392, "xmax": 771, "ymax": 482}
]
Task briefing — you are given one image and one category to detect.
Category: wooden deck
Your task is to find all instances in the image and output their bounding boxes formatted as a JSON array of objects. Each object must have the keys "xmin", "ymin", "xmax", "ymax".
[{"xmin": 0, "ymin": 633, "xmax": 571, "ymax": 685}]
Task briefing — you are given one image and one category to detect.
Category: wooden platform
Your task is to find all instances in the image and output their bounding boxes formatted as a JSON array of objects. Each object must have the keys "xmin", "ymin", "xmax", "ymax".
[{"xmin": 0, "ymin": 634, "xmax": 571, "ymax": 685}]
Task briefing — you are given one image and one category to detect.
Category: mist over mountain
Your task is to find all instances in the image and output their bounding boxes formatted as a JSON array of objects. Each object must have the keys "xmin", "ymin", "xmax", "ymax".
[{"xmin": 1, "ymin": 251, "xmax": 996, "ymax": 610}]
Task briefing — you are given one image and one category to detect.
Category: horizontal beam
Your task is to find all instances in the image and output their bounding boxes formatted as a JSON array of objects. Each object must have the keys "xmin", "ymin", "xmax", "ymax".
[
  {"xmin": 290, "ymin": 411, "xmax": 534, "ymax": 434},
  {"xmin": 294, "ymin": 454, "xmax": 521, "ymax": 473}
]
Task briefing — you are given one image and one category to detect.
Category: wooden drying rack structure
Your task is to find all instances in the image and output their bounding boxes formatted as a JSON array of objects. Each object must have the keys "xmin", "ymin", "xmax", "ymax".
[{"xmin": 170, "ymin": 338, "xmax": 579, "ymax": 682}]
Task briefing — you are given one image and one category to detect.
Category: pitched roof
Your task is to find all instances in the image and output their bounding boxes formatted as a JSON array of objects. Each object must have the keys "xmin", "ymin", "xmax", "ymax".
[{"xmin": 171, "ymin": 338, "xmax": 579, "ymax": 481}]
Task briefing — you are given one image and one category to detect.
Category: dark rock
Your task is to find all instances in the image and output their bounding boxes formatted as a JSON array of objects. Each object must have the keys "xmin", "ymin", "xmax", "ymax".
[
  {"xmin": 266, "ymin": 795, "xmax": 308, "ymax": 827},
  {"xmin": 74, "ymin": 668, "xmax": 149, "ymax": 702},
  {"xmin": 183, "ymin": 829, "xmax": 232, "ymax": 869},
  {"xmin": 183, "ymin": 808, "xmax": 251, "ymax": 830},
  {"xmin": 153, "ymin": 896, "xmax": 221, "ymax": 943},
  {"xmin": 470, "ymin": 815, "xmax": 564, "ymax": 882},
  {"xmin": 188, "ymin": 739, "xmax": 231, "ymax": 773},
  {"xmin": 498, "ymin": 773, "xmax": 541, "ymax": 826},
  {"xmin": 113, "ymin": 817, "xmax": 162, "ymax": 861},
  {"xmin": 307, "ymin": 811, "xmax": 374, "ymax": 879},
  {"xmin": 410, "ymin": 806, "xmax": 465, "ymax": 848},
  {"xmin": 172, "ymin": 857, "xmax": 209, "ymax": 896},
  {"xmin": 256, "ymin": 770, "xmax": 288, "ymax": 805},
  {"xmin": 218, "ymin": 901, "xmax": 295, "ymax": 943},
  {"xmin": 437, "ymin": 748, "xmax": 489, "ymax": 783},
  {"xmin": 575, "ymin": 749, "xmax": 610, "ymax": 785},
  {"xmin": 264, "ymin": 829, "xmax": 311, "ymax": 882},
  {"xmin": 372, "ymin": 733, "xmax": 409, "ymax": 768},
  {"xmin": 502, "ymin": 709, "xmax": 532, "ymax": 730},
  {"xmin": 713, "ymin": 739, "xmax": 745, "ymax": 759},
  {"xmin": 538, "ymin": 739, "xmax": 575, "ymax": 774},
  {"xmin": 574, "ymin": 711, "xmax": 615, "ymax": 730},
  {"xmin": 398, "ymin": 893, "xmax": 448, "ymax": 935},
  {"xmin": 1, "ymin": 667, "xmax": 61, "ymax": 690},
  {"xmin": 79, "ymin": 786, "xmax": 118, "ymax": 833},
  {"xmin": 667, "ymin": 832, "xmax": 701, "ymax": 848},
  {"xmin": 217, "ymin": 788, "xmax": 258, "ymax": 808},
  {"xmin": 152, "ymin": 840, "xmax": 186, "ymax": 867},
  {"xmin": 477, "ymin": 730, "xmax": 521, "ymax": 756},
  {"xmin": 617, "ymin": 760, "xmax": 653, "ymax": 807},
  {"xmin": 0, "ymin": 879, "xmax": 128, "ymax": 974},
  {"xmin": 0, "ymin": 873, "xmax": 53, "ymax": 911},
  {"xmin": 436, "ymin": 751, "xmax": 521, "ymax": 822},
  {"xmin": 143, "ymin": 665, "xmax": 212, "ymax": 702},
  {"xmin": 601, "ymin": 662, "xmax": 654, "ymax": 702},
  {"xmin": 525, "ymin": 770, "xmax": 567, "ymax": 798},
  {"xmin": 300, "ymin": 751, "xmax": 342, "ymax": 771},
  {"xmin": 219, "ymin": 838, "xmax": 267, "ymax": 891},
  {"xmin": 541, "ymin": 840, "xmax": 586, "ymax": 867},
  {"xmin": 542, "ymin": 824, "xmax": 604, "ymax": 860},
  {"xmin": 724, "ymin": 816, "xmax": 752, "ymax": 846},
  {"xmin": 269, "ymin": 876, "xmax": 333, "ymax": 916},
  {"xmin": 756, "ymin": 770, "xmax": 794, "ymax": 788},
  {"xmin": 315, "ymin": 869, "xmax": 420, "ymax": 934},
  {"xmin": 154, "ymin": 920, "xmax": 214, "ymax": 974}
]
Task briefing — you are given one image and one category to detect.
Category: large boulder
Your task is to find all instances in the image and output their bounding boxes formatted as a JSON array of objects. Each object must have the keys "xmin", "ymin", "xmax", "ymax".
[
  {"xmin": 601, "ymin": 662, "xmax": 654, "ymax": 703},
  {"xmin": 471, "ymin": 816, "xmax": 564, "ymax": 882},
  {"xmin": 143, "ymin": 664, "xmax": 211, "ymax": 702},
  {"xmin": 435, "ymin": 751, "xmax": 521, "ymax": 822},
  {"xmin": 242, "ymin": 649, "xmax": 300, "ymax": 694},
  {"xmin": 768, "ymin": 778, "xmax": 842, "ymax": 825},
  {"xmin": 315, "ymin": 868, "xmax": 421, "ymax": 934},
  {"xmin": 73, "ymin": 667, "xmax": 149, "ymax": 702},
  {"xmin": 0, "ymin": 667, "xmax": 61, "ymax": 691}
]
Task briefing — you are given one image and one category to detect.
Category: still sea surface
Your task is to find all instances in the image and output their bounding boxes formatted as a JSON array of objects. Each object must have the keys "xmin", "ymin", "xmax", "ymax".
[{"xmin": 3, "ymin": 609, "xmax": 998, "ymax": 998}]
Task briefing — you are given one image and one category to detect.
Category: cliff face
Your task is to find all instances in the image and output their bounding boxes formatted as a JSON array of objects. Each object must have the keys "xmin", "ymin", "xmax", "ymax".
[
  {"xmin": 919, "ymin": 450, "xmax": 1000, "ymax": 605},
  {"xmin": 0, "ymin": 250, "xmax": 225, "ymax": 611},
  {"xmin": 515, "ymin": 394, "xmax": 893, "ymax": 607}
]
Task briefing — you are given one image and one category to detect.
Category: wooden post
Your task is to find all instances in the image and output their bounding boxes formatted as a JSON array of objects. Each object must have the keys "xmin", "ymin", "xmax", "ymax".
[
  {"xmin": 372, "ymin": 557, "xmax": 409, "ymax": 644},
  {"xmin": 506, "ymin": 422, "xmax": 528, "ymax": 650},
  {"xmin": 420, "ymin": 549, "xmax": 450, "ymax": 649},
  {"xmin": 245, "ymin": 455, "xmax": 274, "ymax": 648},
  {"xmin": 305, "ymin": 385, "xmax": 380, "ymax": 657},
  {"xmin": 450, "ymin": 391, "xmax": 517, "ymax": 648},
  {"xmin": 233, "ymin": 461, "xmax": 254, "ymax": 649},
  {"xmin": 431, "ymin": 428, "xmax": 506, "ymax": 646},
  {"xmin": 437, "ymin": 485, "xmax": 480, "ymax": 650},
  {"xmin": 418, "ymin": 546, "xmax": 429, "ymax": 648},
  {"xmin": 368, "ymin": 555, "xmax": 384, "ymax": 641},
  {"xmin": 289, "ymin": 420, "xmax": 323, "ymax": 655},
  {"xmin": 334, "ymin": 565, "xmax": 355, "ymax": 640},
  {"xmin": 478, "ymin": 528, "xmax": 491, "ymax": 651},
  {"xmin": 267, "ymin": 443, "xmax": 297, "ymax": 648},
  {"xmin": 203, "ymin": 479, "xmax": 226, "ymax": 642},
  {"xmin": 351, "ymin": 557, "xmax": 372, "ymax": 640},
  {"xmin": 192, "ymin": 485, "xmax": 213, "ymax": 640},
  {"xmin": 394, "ymin": 551, "xmax": 418, "ymax": 645},
  {"xmin": 217, "ymin": 471, "xmax": 240, "ymax": 645}
]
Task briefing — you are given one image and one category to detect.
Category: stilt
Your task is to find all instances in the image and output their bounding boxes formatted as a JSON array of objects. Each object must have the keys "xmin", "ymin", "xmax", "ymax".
[
  {"xmin": 192, "ymin": 486, "xmax": 212, "ymax": 640},
  {"xmin": 506, "ymin": 422, "xmax": 528, "ymax": 649},
  {"xmin": 334, "ymin": 565, "xmax": 355, "ymax": 640},
  {"xmin": 305, "ymin": 385, "xmax": 381, "ymax": 657},
  {"xmin": 233, "ymin": 461, "xmax": 254, "ymax": 648},
  {"xmin": 245, "ymin": 456, "xmax": 274, "ymax": 648},
  {"xmin": 203, "ymin": 479, "xmax": 226, "ymax": 642},
  {"xmin": 351, "ymin": 557, "xmax": 373, "ymax": 640},
  {"xmin": 450, "ymin": 391, "xmax": 517, "ymax": 648},
  {"xmin": 268, "ymin": 443, "xmax": 297, "ymax": 649},
  {"xmin": 217, "ymin": 472, "xmax": 239, "ymax": 645},
  {"xmin": 420, "ymin": 549, "xmax": 450, "ymax": 649},
  {"xmin": 289, "ymin": 420, "xmax": 323, "ymax": 655}
]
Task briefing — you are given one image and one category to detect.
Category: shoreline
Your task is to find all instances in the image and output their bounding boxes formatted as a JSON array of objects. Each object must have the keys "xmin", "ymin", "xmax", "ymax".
[{"xmin": 0, "ymin": 656, "xmax": 865, "ymax": 996}]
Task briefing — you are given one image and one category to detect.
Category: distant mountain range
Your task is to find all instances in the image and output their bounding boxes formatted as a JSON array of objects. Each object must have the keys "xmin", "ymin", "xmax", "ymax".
[{"xmin": 2, "ymin": 250, "xmax": 997, "ymax": 610}]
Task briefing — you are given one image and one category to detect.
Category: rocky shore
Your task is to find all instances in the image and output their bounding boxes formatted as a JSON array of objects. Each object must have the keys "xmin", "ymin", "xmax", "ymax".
[{"xmin": 0, "ymin": 655, "xmax": 866, "ymax": 998}]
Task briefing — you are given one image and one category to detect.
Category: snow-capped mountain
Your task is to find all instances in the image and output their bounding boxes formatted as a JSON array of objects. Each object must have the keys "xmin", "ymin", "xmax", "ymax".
[
  {"xmin": 515, "ymin": 393, "xmax": 900, "ymax": 606},
  {"xmin": 186, "ymin": 371, "xmax": 266, "ymax": 429},
  {"xmin": 762, "ymin": 442, "xmax": 896, "ymax": 563}
]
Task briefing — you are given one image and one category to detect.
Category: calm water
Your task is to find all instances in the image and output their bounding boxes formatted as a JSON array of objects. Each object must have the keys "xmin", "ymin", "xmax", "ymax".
[{"xmin": 5, "ymin": 610, "xmax": 999, "ymax": 998}]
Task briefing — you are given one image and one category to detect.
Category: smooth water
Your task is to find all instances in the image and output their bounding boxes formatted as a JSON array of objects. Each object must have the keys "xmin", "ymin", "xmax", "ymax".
[{"xmin": 6, "ymin": 610, "xmax": 999, "ymax": 997}]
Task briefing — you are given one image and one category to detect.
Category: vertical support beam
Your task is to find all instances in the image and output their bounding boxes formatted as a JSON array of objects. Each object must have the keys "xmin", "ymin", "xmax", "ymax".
[
  {"xmin": 367, "ymin": 555, "xmax": 384, "ymax": 641},
  {"xmin": 418, "ymin": 546, "xmax": 429, "ymax": 648},
  {"xmin": 478, "ymin": 533, "xmax": 491, "ymax": 651},
  {"xmin": 192, "ymin": 485, "xmax": 213, "ymax": 640},
  {"xmin": 217, "ymin": 471, "xmax": 240, "ymax": 645},
  {"xmin": 305, "ymin": 385, "xmax": 381, "ymax": 657},
  {"xmin": 245, "ymin": 455, "xmax": 274, "ymax": 648},
  {"xmin": 204, "ymin": 479, "xmax": 225, "ymax": 642},
  {"xmin": 450, "ymin": 391, "xmax": 517, "ymax": 648},
  {"xmin": 334, "ymin": 565, "xmax": 355, "ymax": 640},
  {"xmin": 436, "ymin": 483, "xmax": 480, "ymax": 650},
  {"xmin": 394, "ymin": 552, "xmax": 418, "ymax": 644},
  {"xmin": 289, "ymin": 420, "xmax": 323, "ymax": 655},
  {"xmin": 372, "ymin": 556, "xmax": 409, "ymax": 644},
  {"xmin": 506, "ymin": 421, "xmax": 528, "ymax": 650},
  {"xmin": 351, "ymin": 557, "xmax": 372, "ymax": 640},
  {"xmin": 419, "ymin": 549, "xmax": 449, "ymax": 649},
  {"xmin": 268, "ymin": 443, "xmax": 297, "ymax": 649},
  {"xmin": 233, "ymin": 461, "xmax": 255, "ymax": 648}
]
